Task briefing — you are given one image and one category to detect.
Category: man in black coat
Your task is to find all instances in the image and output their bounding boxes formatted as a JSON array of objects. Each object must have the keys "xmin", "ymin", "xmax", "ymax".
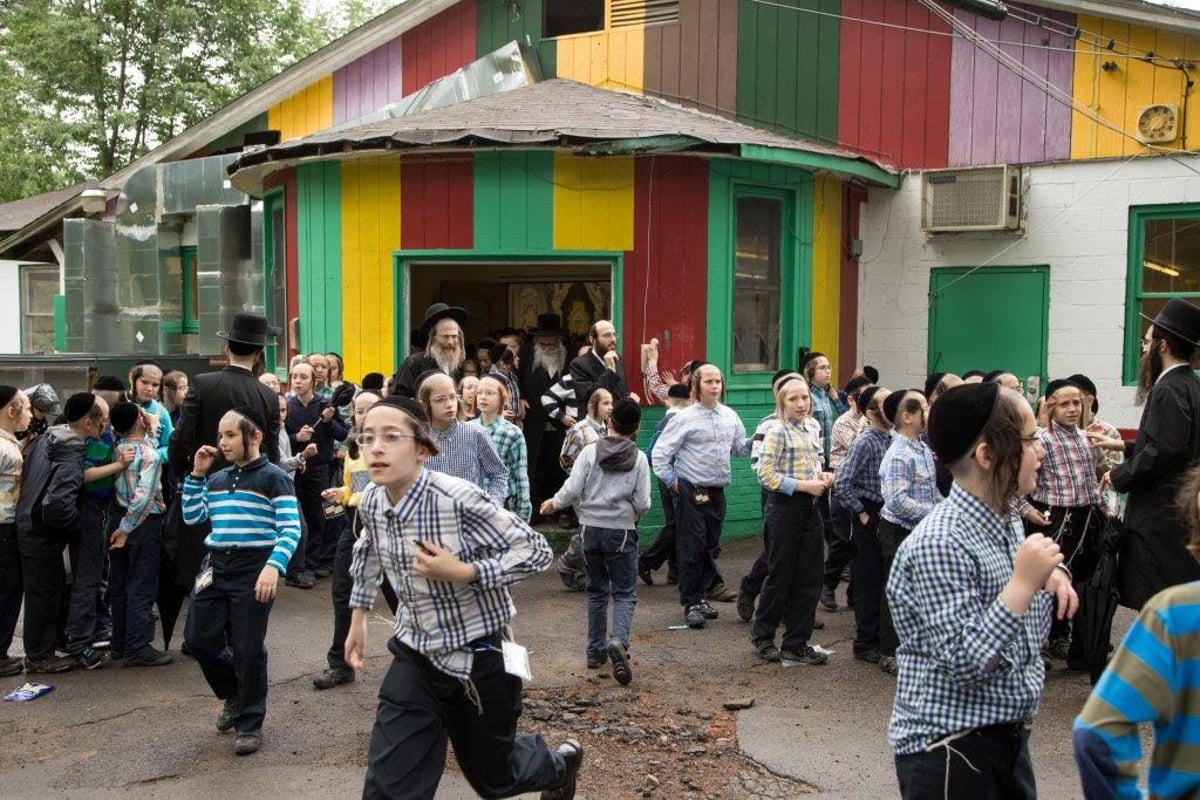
[
  {"xmin": 568, "ymin": 319, "xmax": 639, "ymax": 411},
  {"xmin": 521, "ymin": 314, "xmax": 571, "ymax": 519},
  {"xmin": 1097, "ymin": 298, "xmax": 1200, "ymax": 609},
  {"xmin": 389, "ymin": 303, "xmax": 467, "ymax": 398}
]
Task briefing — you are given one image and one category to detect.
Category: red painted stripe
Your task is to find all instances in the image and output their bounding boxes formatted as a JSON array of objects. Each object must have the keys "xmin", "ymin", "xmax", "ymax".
[
  {"xmin": 837, "ymin": 0, "xmax": 863, "ymax": 150},
  {"xmin": 401, "ymin": 1, "xmax": 478, "ymax": 95},
  {"xmin": 400, "ymin": 155, "xmax": 474, "ymax": 250},
  {"xmin": 624, "ymin": 157, "xmax": 709, "ymax": 386}
]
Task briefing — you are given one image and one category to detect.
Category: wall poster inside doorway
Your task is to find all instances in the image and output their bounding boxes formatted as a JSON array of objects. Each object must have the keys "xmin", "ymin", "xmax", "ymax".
[{"xmin": 508, "ymin": 281, "xmax": 610, "ymax": 347}]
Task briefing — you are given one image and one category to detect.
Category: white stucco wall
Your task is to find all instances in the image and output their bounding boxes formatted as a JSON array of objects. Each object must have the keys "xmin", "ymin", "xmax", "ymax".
[
  {"xmin": 858, "ymin": 153, "xmax": 1200, "ymax": 430},
  {"xmin": 0, "ymin": 261, "xmax": 22, "ymax": 353}
]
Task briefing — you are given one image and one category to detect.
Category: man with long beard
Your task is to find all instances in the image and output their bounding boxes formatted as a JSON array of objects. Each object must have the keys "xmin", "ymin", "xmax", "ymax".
[
  {"xmin": 521, "ymin": 314, "xmax": 571, "ymax": 522},
  {"xmin": 1092, "ymin": 298, "xmax": 1200, "ymax": 609},
  {"xmin": 390, "ymin": 303, "xmax": 467, "ymax": 399}
]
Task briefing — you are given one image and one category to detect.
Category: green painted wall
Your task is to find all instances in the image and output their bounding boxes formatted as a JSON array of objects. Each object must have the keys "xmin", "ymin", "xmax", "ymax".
[
  {"xmin": 296, "ymin": 162, "xmax": 343, "ymax": 353},
  {"xmin": 476, "ymin": 0, "xmax": 557, "ymax": 77},
  {"xmin": 736, "ymin": 0, "xmax": 840, "ymax": 143},
  {"xmin": 473, "ymin": 151, "xmax": 555, "ymax": 252}
]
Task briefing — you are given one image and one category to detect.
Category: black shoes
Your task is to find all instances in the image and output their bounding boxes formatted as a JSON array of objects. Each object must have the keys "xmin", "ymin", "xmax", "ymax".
[
  {"xmin": 75, "ymin": 647, "xmax": 105, "ymax": 670},
  {"xmin": 234, "ymin": 730, "xmax": 262, "ymax": 756},
  {"xmin": 216, "ymin": 698, "xmax": 239, "ymax": 732},
  {"xmin": 608, "ymin": 641, "xmax": 632, "ymax": 686},
  {"xmin": 781, "ymin": 645, "xmax": 828, "ymax": 667},
  {"xmin": 819, "ymin": 587, "xmax": 838, "ymax": 612},
  {"xmin": 879, "ymin": 656, "xmax": 899, "ymax": 676},
  {"xmin": 755, "ymin": 641, "xmax": 781, "ymax": 662},
  {"xmin": 285, "ymin": 571, "xmax": 315, "ymax": 589},
  {"xmin": 737, "ymin": 591, "xmax": 756, "ymax": 622},
  {"xmin": 25, "ymin": 655, "xmax": 75, "ymax": 674},
  {"xmin": 854, "ymin": 648, "xmax": 881, "ymax": 664},
  {"xmin": 638, "ymin": 566, "xmax": 654, "ymax": 586},
  {"xmin": 312, "ymin": 667, "xmax": 355, "ymax": 690},
  {"xmin": 684, "ymin": 605, "xmax": 707, "ymax": 628},
  {"xmin": 541, "ymin": 739, "xmax": 583, "ymax": 800},
  {"xmin": 312, "ymin": 565, "xmax": 333, "ymax": 579},
  {"xmin": 696, "ymin": 600, "xmax": 719, "ymax": 620},
  {"xmin": 706, "ymin": 583, "xmax": 737, "ymax": 602},
  {"xmin": 0, "ymin": 655, "xmax": 23, "ymax": 676},
  {"xmin": 124, "ymin": 647, "xmax": 173, "ymax": 667},
  {"xmin": 585, "ymin": 652, "xmax": 606, "ymax": 669},
  {"xmin": 666, "ymin": 571, "xmax": 679, "ymax": 585}
]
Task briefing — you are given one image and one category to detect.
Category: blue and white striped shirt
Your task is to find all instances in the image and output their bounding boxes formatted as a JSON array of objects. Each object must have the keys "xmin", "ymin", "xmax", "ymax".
[
  {"xmin": 879, "ymin": 434, "xmax": 941, "ymax": 528},
  {"xmin": 426, "ymin": 420, "xmax": 508, "ymax": 507},
  {"xmin": 349, "ymin": 469, "xmax": 552, "ymax": 679},
  {"xmin": 182, "ymin": 455, "xmax": 301, "ymax": 575}
]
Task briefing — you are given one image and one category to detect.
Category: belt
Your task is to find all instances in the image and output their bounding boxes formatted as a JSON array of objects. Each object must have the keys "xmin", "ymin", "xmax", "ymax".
[{"xmin": 972, "ymin": 720, "xmax": 1028, "ymax": 740}]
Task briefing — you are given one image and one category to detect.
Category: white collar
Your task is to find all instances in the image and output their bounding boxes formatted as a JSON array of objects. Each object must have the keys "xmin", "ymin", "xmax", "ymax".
[{"xmin": 1157, "ymin": 362, "xmax": 1188, "ymax": 384}]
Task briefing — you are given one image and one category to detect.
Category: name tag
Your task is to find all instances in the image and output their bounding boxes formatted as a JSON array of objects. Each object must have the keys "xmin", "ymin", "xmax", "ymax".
[
  {"xmin": 194, "ymin": 567, "xmax": 213, "ymax": 593},
  {"xmin": 501, "ymin": 640, "xmax": 532, "ymax": 683}
]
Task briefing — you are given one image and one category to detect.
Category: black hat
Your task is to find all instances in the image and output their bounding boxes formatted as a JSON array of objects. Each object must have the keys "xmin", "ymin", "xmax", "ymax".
[
  {"xmin": 489, "ymin": 342, "xmax": 513, "ymax": 366},
  {"xmin": 217, "ymin": 311, "xmax": 275, "ymax": 347},
  {"xmin": 923, "ymin": 372, "xmax": 946, "ymax": 399},
  {"xmin": 882, "ymin": 389, "xmax": 906, "ymax": 425},
  {"xmin": 1044, "ymin": 378, "xmax": 1080, "ymax": 399},
  {"xmin": 773, "ymin": 372, "xmax": 805, "ymax": 394},
  {"xmin": 927, "ymin": 382, "xmax": 1001, "ymax": 466},
  {"xmin": 1067, "ymin": 373, "xmax": 1099, "ymax": 412},
  {"xmin": 330, "ymin": 383, "xmax": 357, "ymax": 408},
  {"xmin": 415, "ymin": 370, "xmax": 449, "ymax": 394},
  {"xmin": 983, "ymin": 370, "xmax": 1006, "ymax": 383},
  {"xmin": 109, "ymin": 401, "xmax": 141, "ymax": 436},
  {"xmin": 25, "ymin": 383, "xmax": 60, "ymax": 414},
  {"xmin": 230, "ymin": 404, "xmax": 268, "ymax": 434},
  {"xmin": 863, "ymin": 366, "xmax": 880, "ymax": 384},
  {"xmin": 610, "ymin": 398, "xmax": 641, "ymax": 435},
  {"xmin": 93, "ymin": 375, "xmax": 127, "ymax": 393},
  {"xmin": 419, "ymin": 302, "xmax": 467, "ymax": 337},
  {"xmin": 683, "ymin": 360, "xmax": 707, "ymax": 375},
  {"xmin": 800, "ymin": 351, "xmax": 826, "ymax": 371},
  {"xmin": 529, "ymin": 314, "xmax": 564, "ymax": 336},
  {"xmin": 64, "ymin": 392, "xmax": 96, "ymax": 424},
  {"xmin": 0, "ymin": 385, "xmax": 16, "ymax": 409},
  {"xmin": 361, "ymin": 372, "xmax": 385, "ymax": 392},
  {"xmin": 373, "ymin": 395, "xmax": 429, "ymax": 425},
  {"xmin": 858, "ymin": 385, "xmax": 886, "ymax": 414},
  {"xmin": 1143, "ymin": 297, "xmax": 1200, "ymax": 347},
  {"xmin": 667, "ymin": 382, "xmax": 690, "ymax": 400},
  {"xmin": 845, "ymin": 375, "xmax": 872, "ymax": 397}
]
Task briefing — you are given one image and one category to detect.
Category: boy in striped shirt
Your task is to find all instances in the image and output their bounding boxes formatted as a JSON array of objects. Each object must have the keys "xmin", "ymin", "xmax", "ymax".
[{"xmin": 182, "ymin": 406, "xmax": 301, "ymax": 757}]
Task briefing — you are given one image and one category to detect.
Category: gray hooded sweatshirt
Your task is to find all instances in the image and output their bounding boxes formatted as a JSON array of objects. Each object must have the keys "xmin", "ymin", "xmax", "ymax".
[{"xmin": 552, "ymin": 436, "xmax": 651, "ymax": 530}]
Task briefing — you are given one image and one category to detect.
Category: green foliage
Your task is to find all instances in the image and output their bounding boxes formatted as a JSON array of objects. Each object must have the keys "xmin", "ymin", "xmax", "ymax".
[{"xmin": 0, "ymin": 0, "xmax": 343, "ymax": 202}]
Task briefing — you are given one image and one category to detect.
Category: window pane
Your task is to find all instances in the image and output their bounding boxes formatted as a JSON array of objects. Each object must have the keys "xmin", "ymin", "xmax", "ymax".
[
  {"xmin": 24, "ymin": 316, "xmax": 55, "ymax": 353},
  {"xmin": 1142, "ymin": 216, "xmax": 1200, "ymax": 293},
  {"xmin": 545, "ymin": 0, "xmax": 604, "ymax": 37},
  {"xmin": 733, "ymin": 196, "xmax": 782, "ymax": 373}
]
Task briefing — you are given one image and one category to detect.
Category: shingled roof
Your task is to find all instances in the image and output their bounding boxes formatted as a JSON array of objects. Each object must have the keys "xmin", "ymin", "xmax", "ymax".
[{"xmin": 0, "ymin": 184, "xmax": 84, "ymax": 235}]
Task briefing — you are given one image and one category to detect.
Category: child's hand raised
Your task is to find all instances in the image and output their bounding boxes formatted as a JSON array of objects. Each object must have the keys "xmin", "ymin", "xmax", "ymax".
[{"xmin": 191, "ymin": 445, "xmax": 218, "ymax": 476}]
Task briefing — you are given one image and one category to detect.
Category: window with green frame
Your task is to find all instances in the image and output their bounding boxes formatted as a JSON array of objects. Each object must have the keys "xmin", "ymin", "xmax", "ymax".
[
  {"xmin": 1124, "ymin": 203, "xmax": 1200, "ymax": 384},
  {"xmin": 180, "ymin": 246, "xmax": 199, "ymax": 335}
]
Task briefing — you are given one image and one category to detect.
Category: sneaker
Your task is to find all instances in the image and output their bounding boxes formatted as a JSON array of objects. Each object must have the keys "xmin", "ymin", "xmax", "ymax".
[
  {"xmin": 854, "ymin": 648, "xmax": 881, "ymax": 664},
  {"xmin": 755, "ymin": 641, "xmax": 781, "ymax": 662},
  {"xmin": 312, "ymin": 667, "xmax": 355, "ymax": 690},
  {"xmin": 696, "ymin": 600, "xmax": 719, "ymax": 620},
  {"xmin": 109, "ymin": 650, "xmax": 124, "ymax": 661},
  {"xmin": 585, "ymin": 653, "xmax": 606, "ymax": 669},
  {"xmin": 819, "ymin": 586, "xmax": 838, "ymax": 612},
  {"xmin": 234, "ymin": 730, "xmax": 262, "ymax": 756},
  {"xmin": 92, "ymin": 632, "xmax": 112, "ymax": 650},
  {"xmin": 736, "ymin": 591, "xmax": 756, "ymax": 622},
  {"xmin": 780, "ymin": 645, "xmax": 828, "ymax": 667},
  {"xmin": 540, "ymin": 739, "xmax": 583, "ymax": 800},
  {"xmin": 285, "ymin": 572, "xmax": 315, "ymax": 590},
  {"xmin": 0, "ymin": 656, "xmax": 24, "ymax": 677},
  {"xmin": 216, "ymin": 698, "xmax": 239, "ymax": 732},
  {"xmin": 75, "ymin": 647, "xmax": 105, "ymax": 670},
  {"xmin": 666, "ymin": 571, "xmax": 679, "ymax": 585},
  {"xmin": 312, "ymin": 565, "xmax": 332, "ymax": 579},
  {"xmin": 608, "ymin": 641, "xmax": 632, "ymax": 686},
  {"xmin": 879, "ymin": 656, "xmax": 899, "ymax": 676},
  {"xmin": 706, "ymin": 583, "xmax": 737, "ymax": 602},
  {"xmin": 1043, "ymin": 638, "xmax": 1071, "ymax": 661},
  {"xmin": 25, "ymin": 655, "xmax": 75, "ymax": 674},
  {"xmin": 638, "ymin": 566, "xmax": 654, "ymax": 586},
  {"xmin": 124, "ymin": 647, "xmax": 173, "ymax": 667},
  {"xmin": 684, "ymin": 605, "xmax": 707, "ymax": 629}
]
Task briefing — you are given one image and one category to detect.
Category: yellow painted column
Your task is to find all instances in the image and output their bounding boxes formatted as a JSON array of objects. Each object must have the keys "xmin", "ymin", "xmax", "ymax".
[
  {"xmin": 811, "ymin": 174, "xmax": 841, "ymax": 380},
  {"xmin": 552, "ymin": 153, "xmax": 635, "ymax": 251},
  {"xmin": 341, "ymin": 157, "xmax": 401, "ymax": 380}
]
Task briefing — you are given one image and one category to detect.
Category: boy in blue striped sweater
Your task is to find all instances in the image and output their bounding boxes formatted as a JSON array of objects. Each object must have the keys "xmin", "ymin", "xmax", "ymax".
[{"xmin": 182, "ymin": 406, "xmax": 301, "ymax": 757}]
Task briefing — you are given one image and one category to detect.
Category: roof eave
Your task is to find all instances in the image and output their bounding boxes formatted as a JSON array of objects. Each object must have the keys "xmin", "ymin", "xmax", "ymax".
[
  {"xmin": 1029, "ymin": 0, "xmax": 1200, "ymax": 35},
  {"xmin": 0, "ymin": 197, "xmax": 83, "ymax": 260},
  {"xmin": 739, "ymin": 144, "xmax": 900, "ymax": 188}
]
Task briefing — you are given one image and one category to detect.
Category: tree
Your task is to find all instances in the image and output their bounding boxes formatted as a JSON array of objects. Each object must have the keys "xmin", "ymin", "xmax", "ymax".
[{"xmin": 0, "ymin": 0, "xmax": 332, "ymax": 202}]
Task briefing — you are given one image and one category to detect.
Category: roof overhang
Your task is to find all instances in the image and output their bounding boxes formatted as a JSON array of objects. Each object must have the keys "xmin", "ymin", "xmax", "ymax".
[{"xmin": 1032, "ymin": 0, "xmax": 1200, "ymax": 35}]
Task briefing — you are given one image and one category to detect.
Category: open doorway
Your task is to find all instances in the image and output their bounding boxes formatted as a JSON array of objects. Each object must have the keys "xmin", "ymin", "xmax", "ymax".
[{"xmin": 406, "ymin": 261, "xmax": 614, "ymax": 356}]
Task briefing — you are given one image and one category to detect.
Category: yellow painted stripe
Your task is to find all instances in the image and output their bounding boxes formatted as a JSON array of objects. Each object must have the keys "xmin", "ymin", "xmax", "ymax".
[
  {"xmin": 340, "ymin": 157, "xmax": 401, "ymax": 380},
  {"xmin": 811, "ymin": 174, "xmax": 841, "ymax": 381},
  {"xmin": 268, "ymin": 75, "xmax": 335, "ymax": 142},
  {"xmin": 554, "ymin": 26, "xmax": 644, "ymax": 91},
  {"xmin": 552, "ymin": 153, "xmax": 635, "ymax": 251}
]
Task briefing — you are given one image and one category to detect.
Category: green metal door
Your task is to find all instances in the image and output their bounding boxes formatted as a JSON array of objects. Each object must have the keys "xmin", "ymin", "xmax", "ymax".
[{"xmin": 927, "ymin": 265, "xmax": 1050, "ymax": 398}]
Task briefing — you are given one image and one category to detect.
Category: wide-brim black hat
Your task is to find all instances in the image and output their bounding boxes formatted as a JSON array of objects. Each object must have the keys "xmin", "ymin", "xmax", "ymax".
[
  {"xmin": 1142, "ymin": 297, "xmax": 1200, "ymax": 347},
  {"xmin": 419, "ymin": 303, "xmax": 467, "ymax": 337},
  {"xmin": 217, "ymin": 311, "xmax": 275, "ymax": 347},
  {"xmin": 530, "ymin": 313, "xmax": 564, "ymax": 336}
]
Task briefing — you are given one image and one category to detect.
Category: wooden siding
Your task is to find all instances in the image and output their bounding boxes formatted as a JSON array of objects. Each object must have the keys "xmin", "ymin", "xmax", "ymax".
[
  {"xmin": 948, "ymin": 8, "xmax": 1075, "ymax": 166},
  {"xmin": 644, "ymin": 0, "xmax": 738, "ymax": 116},
  {"xmin": 811, "ymin": 174, "xmax": 842, "ymax": 379},
  {"xmin": 623, "ymin": 156, "xmax": 709, "ymax": 376},
  {"xmin": 268, "ymin": 76, "xmax": 334, "ymax": 142},
  {"xmin": 341, "ymin": 158, "xmax": 401, "ymax": 379},
  {"xmin": 333, "ymin": 40, "xmax": 403, "ymax": 125},
  {"xmin": 555, "ymin": 27, "xmax": 644, "ymax": 90},
  {"xmin": 402, "ymin": 1, "xmax": 478, "ymax": 94},
  {"xmin": 1071, "ymin": 15, "xmax": 1200, "ymax": 159},
  {"xmin": 400, "ymin": 155, "xmax": 474, "ymax": 249},
  {"xmin": 838, "ymin": 0, "xmax": 951, "ymax": 168},
  {"xmin": 296, "ymin": 162, "xmax": 342, "ymax": 352},
  {"xmin": 736, "ymin": 0, "xmax": 840, "ymax": 143},
  {"xmin": 552, "ymin": 153, "xmax": 636, "ymax": 251},
  {"xmin": 476, "ymin": 0, "xmax": 557, "ymax": 77},
  {"xmin": 473, "ymin": 151, "xmax": 555, "ymax": 252}
]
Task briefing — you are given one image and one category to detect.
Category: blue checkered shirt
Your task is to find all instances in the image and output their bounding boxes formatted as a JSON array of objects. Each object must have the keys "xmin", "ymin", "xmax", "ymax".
[
  {"xmin": 809, "ymin": 387, "xmax": 837, "ymax": 466},
  {"xmin": 887, "ymin": 484, "xmax": 1053, "ymax": 755},
  {"xmin": 879, "ymin": 434, "xmax": 941, "ymax": 528},
  {"xmin": 471, "ymin": 416, "xmax": 532, "ymax": 521},
  {"xmin": 426, "ymin": 420, "xmax": 508, "ymax": 507},
  {"xmin": 349, "ymin": 470, "xmax": 552, "ymax": 679},
  {"xmin": 833, "ymin": 426, "xmax": 889, "ymax": 514},
  {"xmin": 651, "ymin": 401, "xmax": 752, "ymax": 488}
]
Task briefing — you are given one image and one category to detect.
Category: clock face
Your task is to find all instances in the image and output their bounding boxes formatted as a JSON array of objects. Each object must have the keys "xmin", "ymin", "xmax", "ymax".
[{"xmin": 1139, "ymin": 105, "xmax": 1178, "ymax": 140}]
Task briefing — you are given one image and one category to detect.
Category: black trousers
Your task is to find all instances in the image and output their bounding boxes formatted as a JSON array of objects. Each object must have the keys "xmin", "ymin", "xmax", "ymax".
[
  {"xmin": 822, "ymin": 492, "xmax": 857, "ymax": 591},
  {"xmin": 65, "ymin": 495, "xmax": 113, "ymax": 653},
  {"xmin": 741, "ymin": 489, "xmax": 771, "ymax": 597},
  {"xmin": 328, "ymin": 521, "xmax": 399, "ymax": 672},
  {"xmin": 184, "ymin": 547, "xmax": 275, "ymax": 733},
  {"xmin": 751, "ymin": 492, "xmax": 823, "ymax": 652},
  {"xmin": 0, "ymin": 523, "xmax": 21, "ymax": 657},
  {"xmin": 877, "ymin": 519, "xmax": 912, "ymax": 657},
  {"xmin": 527, "ymin": 426, "xmax": 566, "ymax": 521},
  {"xmin": 1024, "ymin": 502, "xmax": 1102, "ymax": 661},
  {"xmin": 21, "ymin": 550, "xmax": 66, "ymax": 661},
  {"xmin": 639, "ymin": 478, "xmax": 679, "ymax": 575},
  {"xmin": 895, "ymin": 724, "xmax": 1036, "ymax": 800},
  {"xmin": 849, "ymin": 500, "xmax": 884, "ymax": 657},
  {"xmin": 674, "ymin": 479, "xmax": 725, "ymax": 608},
  {"xmin": 292, "ymin": 463, "xmax": 329, "ymax": 575},
  {"xmin": 362, "ymin": 637, "xmax": 564, "ymax": 800}
]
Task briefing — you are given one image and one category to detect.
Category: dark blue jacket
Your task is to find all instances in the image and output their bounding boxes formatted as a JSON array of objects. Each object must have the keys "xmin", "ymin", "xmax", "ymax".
[{"xmin": 285, "ymin": 394, "xmax": 348, "ymax": 467}]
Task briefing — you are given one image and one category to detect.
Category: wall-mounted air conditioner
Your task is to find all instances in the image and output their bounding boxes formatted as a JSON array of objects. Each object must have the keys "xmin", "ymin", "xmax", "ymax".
[{"xmin": 921, "ymin": 165, "xmax": 1022, "ymax": 233}]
